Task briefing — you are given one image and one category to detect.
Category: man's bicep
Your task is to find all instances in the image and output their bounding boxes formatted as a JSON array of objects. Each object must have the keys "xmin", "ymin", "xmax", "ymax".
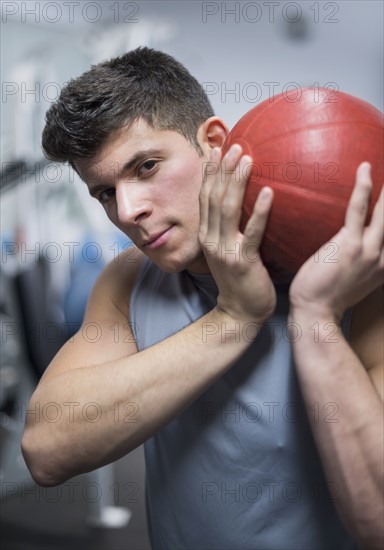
[
  {"xmin": 350, "ymin": 285, "xmax": 384, "ymax": 399},
  {"xmin": 40, "ymin": 252, "xmax": 143, "ymax": 382}
]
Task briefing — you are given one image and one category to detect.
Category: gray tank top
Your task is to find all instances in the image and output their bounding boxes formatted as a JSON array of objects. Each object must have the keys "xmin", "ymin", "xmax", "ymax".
[{"xmin": 130, "ymin": 257, "xmax": 357, "ymax": 550}]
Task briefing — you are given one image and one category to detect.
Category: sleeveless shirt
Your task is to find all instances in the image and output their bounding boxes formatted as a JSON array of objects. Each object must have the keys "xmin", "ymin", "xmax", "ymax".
[{"xmin": 130, "ymin": 257, "xmax": 357, "ymax": 550}]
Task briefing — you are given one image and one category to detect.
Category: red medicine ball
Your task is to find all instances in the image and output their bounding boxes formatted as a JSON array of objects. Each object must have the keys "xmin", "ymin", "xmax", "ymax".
[{"xmin": 222, "ymin": 87, "xmax": 383, "ymax": 274}]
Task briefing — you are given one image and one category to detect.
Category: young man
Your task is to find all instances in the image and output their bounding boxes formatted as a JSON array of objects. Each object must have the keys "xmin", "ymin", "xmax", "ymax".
[{"xmin": 22, "ymin": 48, "xmax": 383, "ymax": 549}]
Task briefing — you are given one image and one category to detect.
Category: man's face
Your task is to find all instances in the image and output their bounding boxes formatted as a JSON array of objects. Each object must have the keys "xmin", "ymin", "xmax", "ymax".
[{"xmin": 75, "ymin": 119, "xmax": 212, "ymax": 273}]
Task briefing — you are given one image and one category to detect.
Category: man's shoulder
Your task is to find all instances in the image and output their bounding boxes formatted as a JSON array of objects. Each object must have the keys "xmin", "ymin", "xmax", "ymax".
[
  {"xmin": 89, "ymin": 245, "xmax": 146, "ymax": 317},
  {"xmin": 105, "ymin": 245, "xmax": 146, "ymax": 278}
]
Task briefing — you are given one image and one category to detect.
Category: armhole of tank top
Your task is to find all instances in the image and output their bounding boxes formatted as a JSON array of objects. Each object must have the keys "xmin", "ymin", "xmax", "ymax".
[{"xmin": 341, "ymin": 306, "xmax": 353, "ymax": 341}]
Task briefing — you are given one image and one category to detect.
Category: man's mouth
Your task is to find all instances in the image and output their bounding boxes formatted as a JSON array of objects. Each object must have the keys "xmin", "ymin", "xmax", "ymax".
[{"xmin": 142, "ymin": 226, "xmax": 174, "ymax": 250}]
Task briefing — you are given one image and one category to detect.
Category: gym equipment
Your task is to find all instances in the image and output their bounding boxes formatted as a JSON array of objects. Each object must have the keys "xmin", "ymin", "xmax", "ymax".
[{"xmin": 223, "ymin": 87, "xmax": 383, "ymax": 274}]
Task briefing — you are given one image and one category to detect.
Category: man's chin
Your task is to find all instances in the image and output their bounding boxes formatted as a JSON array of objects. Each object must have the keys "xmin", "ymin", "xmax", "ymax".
[{"xmin": 147, "ymin": 250, "xmax": 208, "ymax": 275}]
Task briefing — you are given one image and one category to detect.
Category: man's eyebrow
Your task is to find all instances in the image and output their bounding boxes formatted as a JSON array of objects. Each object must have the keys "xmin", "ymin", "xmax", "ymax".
[
  {"xmin": 120, "ymin": 148, "xmax": 163, "ymax": 176},
  {"xmin": 87, "ymin": 148, "xmax": 163, "ymax": 197}
]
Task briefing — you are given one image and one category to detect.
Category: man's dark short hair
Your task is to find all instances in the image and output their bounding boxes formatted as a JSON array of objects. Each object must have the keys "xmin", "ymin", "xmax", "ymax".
[{"xmin": 42, "ymin": 47, "xmax": 214, "ymax": 169}]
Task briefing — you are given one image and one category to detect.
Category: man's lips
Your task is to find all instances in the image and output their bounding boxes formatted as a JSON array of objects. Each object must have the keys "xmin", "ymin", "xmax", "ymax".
[{"xmin": 142, "ymin": 226, "xmax": 174, "ymax": 249}]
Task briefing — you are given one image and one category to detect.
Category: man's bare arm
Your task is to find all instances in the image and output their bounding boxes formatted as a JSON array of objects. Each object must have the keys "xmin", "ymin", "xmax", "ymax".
[
  {"xmin": 21, "ymin": 260, "xmax": 264, "ymax": 486},
  {"xmin": 289, "ymin": 289, "xmax": 383, "ymax": 549}
]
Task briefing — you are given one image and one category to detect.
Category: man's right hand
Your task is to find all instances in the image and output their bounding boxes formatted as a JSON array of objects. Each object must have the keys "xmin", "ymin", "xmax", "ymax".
[{"xmin": 199, "ymin": 144, "xmax": 276, "ymax": 324}]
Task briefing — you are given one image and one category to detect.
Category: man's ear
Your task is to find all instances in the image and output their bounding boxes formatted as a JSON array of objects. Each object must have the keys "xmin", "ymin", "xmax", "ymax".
[{"xmin": 197, "ymin": 117, "xmax": 229, "ymax": 154}]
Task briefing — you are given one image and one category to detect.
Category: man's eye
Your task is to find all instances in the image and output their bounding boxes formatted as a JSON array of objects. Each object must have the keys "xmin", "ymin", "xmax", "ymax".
[
  {"xmin": 138, "ymin": 160, "xmax": 157, "ymax": 175},
  {"xmin": 99, "ymin": 188, "xmax": 115, "ymax": 204}
]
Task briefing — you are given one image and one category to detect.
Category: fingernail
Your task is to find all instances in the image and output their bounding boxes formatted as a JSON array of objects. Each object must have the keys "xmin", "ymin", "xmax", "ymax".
[
  {"xmin": 260, "ymin": 188, "xmax": 272, "ymax": 201},
  {"xmin": 360, "ymin": 162, "xmax": 371, "ymax": 177}
]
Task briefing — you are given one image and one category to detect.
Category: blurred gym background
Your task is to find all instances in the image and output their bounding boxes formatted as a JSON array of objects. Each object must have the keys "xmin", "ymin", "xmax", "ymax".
[{"xmin": 1, "ymin": 1, "xmax": 383, "ymax": 549}]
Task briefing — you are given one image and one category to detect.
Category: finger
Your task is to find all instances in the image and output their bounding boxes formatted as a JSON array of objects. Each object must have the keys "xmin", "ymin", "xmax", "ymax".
[
  {"xmin": 206, "ymin": 144, "xmax": 243, "ymax": 238},
  {"xmin": 212, "ymin": 143, "xmax": 243, "ymax": 202},
  {"xmin": 199, "ymin": 147, "xmax": 221, "ymax": 238},
  {"xmin": 366, "ymin": 184, "xmax": 384, "ymax": 250},
  {"xmin": 220, "ymin": 154, "xmax": 253, "ymax": 240},
  {"xmin": 243, "ymin": 187, "xmax": 274, "ymax": 249},
  {"xmin": 345, "ymin": 162, "xmax": 373, "ymax": 236}
]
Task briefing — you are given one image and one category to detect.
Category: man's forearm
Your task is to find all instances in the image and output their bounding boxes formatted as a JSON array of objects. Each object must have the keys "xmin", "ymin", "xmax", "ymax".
[
  {"xmin": 289, "ymin": 308, "xmax": 383, "ymax": 549},
  {"xmin": 22, "ymin": 307, "xmax": 262, "ymax": 487}
]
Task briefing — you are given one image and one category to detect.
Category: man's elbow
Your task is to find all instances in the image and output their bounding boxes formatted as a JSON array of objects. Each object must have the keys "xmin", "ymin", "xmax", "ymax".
[
  {"xmin": 351, "ymin": 505, "xmax": 384, "ymax": 550},
  {"xmin": 21, "ymin": 429, "xmax": 66, "ymax": 487}
]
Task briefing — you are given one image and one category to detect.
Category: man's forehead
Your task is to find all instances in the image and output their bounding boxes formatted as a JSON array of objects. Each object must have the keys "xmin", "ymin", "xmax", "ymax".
[{"xmin": 74, "ymin": 121, "xmax": 158, "ymax": 176}]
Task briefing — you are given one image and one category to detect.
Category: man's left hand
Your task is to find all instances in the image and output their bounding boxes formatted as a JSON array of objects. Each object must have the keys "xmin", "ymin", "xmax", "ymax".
[{"xmin": 289, "ymin": 162, "xmax": 384, "ymax": 322}]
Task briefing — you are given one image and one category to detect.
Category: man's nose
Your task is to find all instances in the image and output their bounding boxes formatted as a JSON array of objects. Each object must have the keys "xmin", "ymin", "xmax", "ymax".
[{"xmin": 115, "ymin": 184, "xmax": 152, "ymax": 225}]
